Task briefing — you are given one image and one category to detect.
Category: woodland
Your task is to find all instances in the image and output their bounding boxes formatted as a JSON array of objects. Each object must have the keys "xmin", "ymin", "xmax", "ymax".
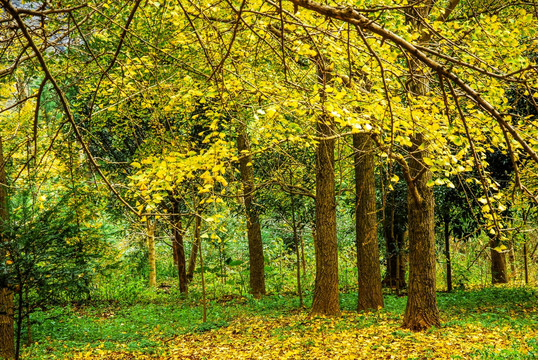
[{"xmin": 0, "ymin": 0, "xmax": 538, "ymax": 359}]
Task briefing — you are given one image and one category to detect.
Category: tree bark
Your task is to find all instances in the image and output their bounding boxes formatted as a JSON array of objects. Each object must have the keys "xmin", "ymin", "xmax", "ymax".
[
  {"xmin": 237, "ymin": 127, "xmax": 265, "ymax": 298},
  {"xmin": 172, "ymin": 198, "xmax": 188, "ymax": 293},
  {"xmin": 311, "ymin": 61, "xmax": 339, "ymax": 316},
  {"xmin": 0, "ymin": 288, "xmax": 14, "ymax": 360},
  {"xmin": 0, "ymin": 137, "xmax": 14, "ymax": 359},
  {"xmin": 147, "ymin": 217, "xmax": 157, "ymax": 288},
  {"xmin": 402, "ymin": 1, "xmax": 441, "ymax": 330},
  {"xmin": 354, "ymin": 133, "xmax": 383, "ymax": 311},
  {"xmin": 187, "ymin": 214, "xmax": 201, "ymax": 283},
  {"xmin": 491, "ymin": 239, "xmax": 508, "ymax": 284},
  {"xmin": 402, "ymin": 134, "xmax": 440, "ymax": 331}
]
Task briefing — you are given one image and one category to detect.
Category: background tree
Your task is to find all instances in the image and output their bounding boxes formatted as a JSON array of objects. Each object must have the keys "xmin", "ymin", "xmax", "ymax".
[
  {"xmin": 0, "ymin": 137, "xmax": 14, "ymax": 359},
  {"xmin": 237, "ymin": 124, "xmax": 266, "ymax": 298}
]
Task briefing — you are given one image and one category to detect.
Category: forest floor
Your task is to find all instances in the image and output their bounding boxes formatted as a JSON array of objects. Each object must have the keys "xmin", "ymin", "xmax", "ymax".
[{"xmin": 22, "ymin": 285, "xmax": 538, "ymax": 359}]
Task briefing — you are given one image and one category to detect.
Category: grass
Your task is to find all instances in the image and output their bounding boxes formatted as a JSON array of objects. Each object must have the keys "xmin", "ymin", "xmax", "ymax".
[{"xmin": 21, "ymin": 284, "xmax": 538, "ymax": 359}]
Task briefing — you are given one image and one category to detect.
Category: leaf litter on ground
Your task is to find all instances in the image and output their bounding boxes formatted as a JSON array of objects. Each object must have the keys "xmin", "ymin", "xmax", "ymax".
[{"xmin": 23, "ymin": 285, "xmax": 538, "ymax": 359}]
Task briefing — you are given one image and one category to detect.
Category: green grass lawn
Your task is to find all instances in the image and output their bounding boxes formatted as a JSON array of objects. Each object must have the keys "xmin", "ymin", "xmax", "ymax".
[{"xmin": 21, "ymin": 285, "xmax": 538, "ymax": 359}]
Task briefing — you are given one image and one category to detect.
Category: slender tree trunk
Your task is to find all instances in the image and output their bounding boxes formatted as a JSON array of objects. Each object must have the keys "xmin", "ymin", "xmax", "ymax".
[
  {"xmin": 508, "ymin": 238, "xmax": 516, "ymax": 280},
  {"xmin": 354, "ymin": 133, "xmax": 383, "ymax": 311},
  {"xmin": 237, "ymin": 127, "xmax": 265, "ymax": 298},
  {"xmin": 398, "ymin": 232, "xmax": 407, "ymax": 289},
  {"xmin": 199, "ymin": 233, "xmax": 207, "ymax": 323},
  {"xmin": 289, "ymin": 177, "xmax": 303, "ymax": 307},
  {"xmin": 25, "ymin": 290, "xmax": 30, "ymax": 347},
  {"xmin": 523, "ymin": 240, "xmax": 529, "ymax": 285},
  {"xmin": 311, "ymin": 60, "xmax": 339, "ymax": 316},
  {"xmin": 0, "ymin": 137, "xmax": 14, "ymax": 359},
  {"xmin": 403, "ymin": 133, "xmax": 440, "ymax": 330},
  {"xmin": 444, "ymin": 215, "xmax": 452, "ymax": 292},
  {"xmin": 294, "ymin": 231, "xmax": 303, "ymax": 307},
  {"xmin": 491, "ymin": 238, "xmax": 508, "ymax": 284},
  {"xmin": 383, "ymin": 206, "xmax": 396, "ymax": 289},
  {"xmin": 187, "ymin": 214, "xmax": 201, "ymax": 283},
  {"xmin": 172, "ymin": 198, "xmax": 188, "ymax": 293},
  {"xmin": 382, "ymin": 201, "xmax": 406, "ymax": 290},
  {"xmin": 147, "ymin": 217, "xmax": 157, "ymax": 288},
  {"xmin": 172, "ymin": 233, "xmax": 178, "ymax": 266}
]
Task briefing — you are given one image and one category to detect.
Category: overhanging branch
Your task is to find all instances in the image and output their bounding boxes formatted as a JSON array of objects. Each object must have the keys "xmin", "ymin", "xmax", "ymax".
[{"xmin": 287, "ymin": 0, "xmax": 538, "ymax": 166}]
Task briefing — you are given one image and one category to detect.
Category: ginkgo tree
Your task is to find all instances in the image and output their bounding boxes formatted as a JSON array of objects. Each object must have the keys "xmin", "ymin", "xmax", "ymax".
[{"xmin": 1, "ymin": 0, "xmax": 538, "ymax": 346}]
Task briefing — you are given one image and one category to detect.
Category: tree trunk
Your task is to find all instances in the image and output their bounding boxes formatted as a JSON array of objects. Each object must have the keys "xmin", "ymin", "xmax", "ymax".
[
  {"xmin": 524, "ymin": 242, "xmax": 529, "ymax": 285},
  {"xmin": 147, "ymin": 217, "xmax": 157, "ymax": 288},
  {"xmin": 172, "ymin": 233, "xmax": 178, "ymax": 266},
  {"xmin": 294, "ymin": 230, "xmax": 303, "ymax": 307},
  {"xmin": 0, "ymin": 289, "xmax": 14, "ymax": 360},
  {"xmin": 0, "ymin": 137, "xmax": 14, "ymax": 359},
  {"xmin": 237, "ymin": 127, "xmax": 265, "ymax": 298},
  {"xmin": 402, "ymin": 1, "xmax": 441, "ymax": 329},
  {"xmin": 289, "ymin": 174, "xmax": 303, "ymax": 307},
  {"xmin": 444, "ymin": 214, "xmax": 452, "ymax": 292},
  {"xmin": 402, "ymin": 134, "xmax": 440, "ymax": 331},
  {"xmin": 198, "ymin": 231, "xmax": 207, "ymax": 323},
  {"xmin": 508, "ymin": 238, "xmax": 516, "ymax": 280},
  {"xmin": 491, "ymin": 238, "xmax": 508, "ymax": 284},
  {"xmin": 354, "ymin": 133, "xmax": 383, "ymax": 311},
  {"xmin": 172, "ymin": 198, "xmax": 188, "ymax": 293},
  {"xmin": 382, "ymin": 198, "xmax": 406, "ymax": 290},
  {"xmin": 311, "ymin": 61, "xmax": 339, "ymax": 316},
  {"xmin": 187, "ymin": 214, "xmax": 201, "ymax": 283}
]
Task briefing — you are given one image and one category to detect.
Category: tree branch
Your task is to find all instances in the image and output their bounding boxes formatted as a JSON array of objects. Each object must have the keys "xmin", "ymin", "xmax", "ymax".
[
  {"xmin": 1, "ymin": 0, "xmax": 138, "ymax": 215},
  {"xmin": 287, "ymin": 0, "xmax": 538, "ymax": 166}
]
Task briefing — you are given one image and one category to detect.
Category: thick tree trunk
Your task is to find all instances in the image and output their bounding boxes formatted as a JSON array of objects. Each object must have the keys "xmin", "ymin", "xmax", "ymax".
[
  {"xmin": 444, "ymin": 215, "xmax": 452, "ymax": 292},
  {"xmin": 0, "ymin": 289, "xmax": 14, "ymax": 360},
  {"xmin": 354, "ymin": 133, "xmax": 383, "ymax": 311},
  {"xmin": 0, "ymin": 137, "xmax": 14, "ymax": 359},
  {"xmin": 187, "ymin": 214, "xmax": 201, "ymax": 283},
  {"xmin": 491, "ymin": 239, "xmax": 508, "ymax": 284},
  {"xmin": 172, "ymin": 199, "xmax": 188, "ymax": 293},
  {"xmin": 147, "ymin": 218, "xmax": 157, "ymax": 288},
  {"xmin": 403, "ymin": 1, "xmax": 441, "ymax": 329},
  {"xmin": 311, "ymin": 61, "xmax": 339, "ymax": 316},
  {"xmin": 403, "ymin": 134, "xmax": 440, "ymax": 331},
  {"xmin": 237, "ymin": 127, "xmax": 265, "ymax": 298}
]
